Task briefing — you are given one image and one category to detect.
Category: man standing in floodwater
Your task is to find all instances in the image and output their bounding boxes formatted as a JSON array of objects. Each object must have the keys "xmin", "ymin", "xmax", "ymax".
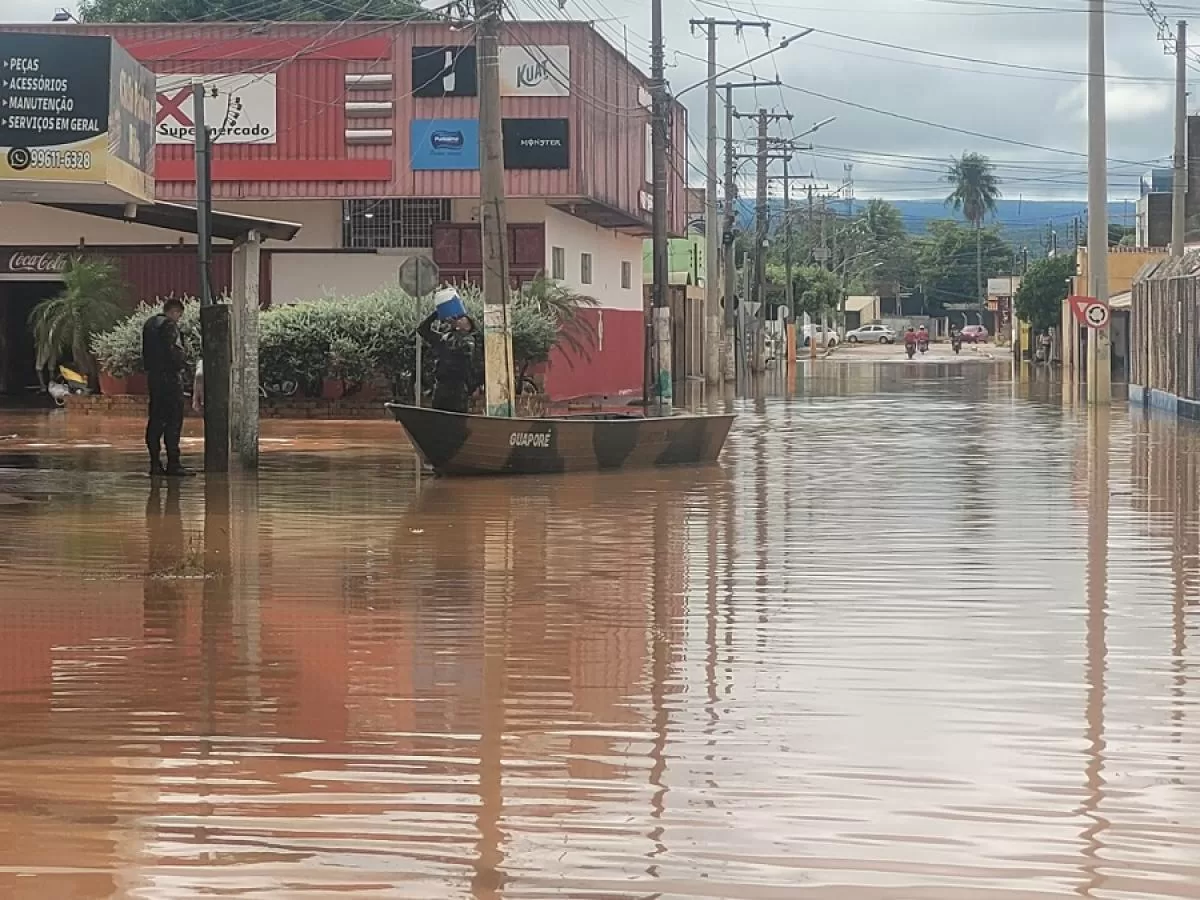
[
  {"xmin": 142, "ymin": 298, "xmax": 192, "ymax": 477},
  {"xmin": 417, "ymin": 310, "xmax": 479, "ymax": 413}
]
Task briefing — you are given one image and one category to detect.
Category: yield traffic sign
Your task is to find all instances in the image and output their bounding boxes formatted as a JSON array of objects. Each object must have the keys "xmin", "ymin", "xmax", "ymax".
[{"xmin": 1068, "ymin": 294, "xmax": 1111, "ymax": 330}]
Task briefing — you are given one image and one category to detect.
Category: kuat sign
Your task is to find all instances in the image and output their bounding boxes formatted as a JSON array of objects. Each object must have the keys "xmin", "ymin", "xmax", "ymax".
[{"xmin": 1069, "ymin": 295, "xmax": 1111, "ymax": 330}]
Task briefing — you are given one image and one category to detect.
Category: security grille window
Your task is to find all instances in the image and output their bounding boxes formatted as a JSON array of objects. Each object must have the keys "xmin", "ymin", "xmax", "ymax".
[
  {"xmin": 343, "ymin": 199, "xmax": 451, "ymax": 249},
  {"xmin": 551, "ymin": 246, "xmax": 566, "ymax": 280},
  {"xmin": 621, "ymin": 260, "xmax": 632, "ymax": 290},
  {"xmin": 580, "ymin": 252, "xmax": 593, "ymax": 285}
]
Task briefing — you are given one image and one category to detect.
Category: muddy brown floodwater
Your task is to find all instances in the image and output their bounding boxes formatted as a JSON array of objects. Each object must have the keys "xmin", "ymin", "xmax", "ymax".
[{"xmin": 0, "ymin": 363, "xmax": 1199, "ymax": 899}]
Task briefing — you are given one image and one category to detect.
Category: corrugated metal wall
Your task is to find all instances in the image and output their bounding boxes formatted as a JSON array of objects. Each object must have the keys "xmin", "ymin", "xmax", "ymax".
[
  {"xmin": 12, "ymin": 22, "xmax": 686, "ymax": 232},
  {"xmin": 85, "ymin": 246, "xmax": 272, "ymax": 307}
]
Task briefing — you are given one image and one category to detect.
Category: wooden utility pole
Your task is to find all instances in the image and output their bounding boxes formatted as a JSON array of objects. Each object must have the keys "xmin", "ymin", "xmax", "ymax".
[
  {"xmin": 720, "ymin": 78, "xmax": 778, "ymax": 382},
  {"xmin": 650, "ymin": 0, "xmax": 672, "ymax": 415},
  {"xmin": 689, "ymin": 18, "xmax": 770, "ymax": 387},
  {"xmin": 753, "ymin": 109, "xmax": 769, "ymax": 374},
  {"xmin": 477, "ymin": 0, "xmax": 515, "ymax": 417},
  {"xmin": 736, "ymin": 108, "xmax": 790, "ymax": 374},
  {"xmin": 194, "ymin": 81, "xmax": 229, "ymax": 474}
]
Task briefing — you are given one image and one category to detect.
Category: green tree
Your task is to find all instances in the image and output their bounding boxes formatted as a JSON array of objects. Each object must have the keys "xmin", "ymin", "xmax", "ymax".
[
  {"xmin": 945, "ymin": 152, "xmax": 1001, "ymax": 306},
  {"xmin": 78, "ymin": 0, "xmax": 425, "ymax": 22},
  {"xmin": 857, "ymin": 198, "xmax": 906, "ymax": 245},
  {"xmin": 787, "ymin": 265, "xmax": 841, "ymax": 320},
  {"xmin": 848, "ymin": 199, "xmax": 918, "ymax": 296},
  {"xmin": 917, "ymin": 220, "xmax": 1013, "ymax": 312},
  {"xmin": 1014, "ymin": 253, "xmax": 1075, "ymax": 333},
  {"xmin": 29, "ymin": 256, "xmax": 125, "ymax": 387}
]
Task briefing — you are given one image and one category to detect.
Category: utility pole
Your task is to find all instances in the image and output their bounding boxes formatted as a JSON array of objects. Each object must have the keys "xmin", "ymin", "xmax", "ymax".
[
  {"xmin": 765, "ymin": 146, "xmax": 812, "ymax": 323},
  {"xmin": 690, "ymin": 19, "xmax": 770, "ymax": 387},
  {"xmin": 194, "ymin": 81, "xmax": 228, "ymax": 474},
  {"xmin": 720, "ymin": 79, "xmax": 778, "ymax": 382},
  {"xmin": 1086, "ymin": 0, "xmax": 1110, "ymax": 405},
  {"xmin": 650, "ymin": 0, "xmax": 672, "ymax": 415},
  {"xmin": 736, "ymin": 107, "xmax": 791, "ymax": 374},
  {"xmin": 477, "ymin": 0, "xmax": 516, "ymax": 417},
  {"xmin": 754, "ymin": 109, "xmax": 768, "ymax": 374},
  {"xmin": 1172, "ymin": 19, "xmax": 1187, "ymax": 256}
]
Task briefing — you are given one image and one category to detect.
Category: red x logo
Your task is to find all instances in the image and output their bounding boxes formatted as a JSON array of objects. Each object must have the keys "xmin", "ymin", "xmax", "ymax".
[{"xmin": 156, "ymin": 88, "xmax": 193, "ymax": 127}]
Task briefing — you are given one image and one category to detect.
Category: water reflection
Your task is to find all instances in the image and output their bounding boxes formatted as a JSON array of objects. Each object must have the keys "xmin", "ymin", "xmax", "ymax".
[{"xmin": 0, "ymin": 370, "xmax": 1199, "ymax": 897}]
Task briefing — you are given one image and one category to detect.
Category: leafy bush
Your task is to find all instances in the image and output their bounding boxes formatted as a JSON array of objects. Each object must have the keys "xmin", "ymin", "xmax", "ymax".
[
  {"xmin": 91, "ymin": 285, "xmax": 563, "ymax": 398},
  {"xmin": 92, "ymin": 296, "xmax": 202, "ymax": 377}
]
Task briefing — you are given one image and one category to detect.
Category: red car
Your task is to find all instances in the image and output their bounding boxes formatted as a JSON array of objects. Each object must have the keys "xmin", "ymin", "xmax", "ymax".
[{"xmin": 960, "ymin": 325, "xmax": 989, "ymax": 343}]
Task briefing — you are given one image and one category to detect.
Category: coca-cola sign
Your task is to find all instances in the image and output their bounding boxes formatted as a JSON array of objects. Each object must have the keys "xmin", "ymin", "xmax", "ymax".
[{"xmin": 3, "ymin": 251, "xmax": 70, "ymax": 276}]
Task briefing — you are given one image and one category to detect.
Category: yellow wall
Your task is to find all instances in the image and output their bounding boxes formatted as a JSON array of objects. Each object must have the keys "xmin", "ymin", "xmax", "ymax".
[
  {"xmin": 1072, "ymin": 246, "xmax": 1167, "ymax": 298},
  {"xmin": 1063, "ymin": 246, "xmax": 1166, "ymax": 377}
]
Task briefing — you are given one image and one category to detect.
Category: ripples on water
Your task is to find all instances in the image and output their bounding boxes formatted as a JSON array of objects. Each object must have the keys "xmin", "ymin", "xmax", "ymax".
[{"xmin": 0, "ymin": 364, "xmax": 1198, "ymax": 899}]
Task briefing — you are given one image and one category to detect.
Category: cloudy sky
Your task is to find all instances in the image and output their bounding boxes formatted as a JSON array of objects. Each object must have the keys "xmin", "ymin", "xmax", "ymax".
[
  {"xmin": 508, "ymin": 0, "xmax": 1183, "ymax": 201},
  {"xmin": 0, "ymin": 0, "xmax": 1183, "ymax": 200}
]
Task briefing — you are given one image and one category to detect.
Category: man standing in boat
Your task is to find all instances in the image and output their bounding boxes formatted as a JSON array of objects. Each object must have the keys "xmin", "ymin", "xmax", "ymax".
[{"xmin": 417, "ymin": 309, "xmax": 480, "ymax": 413}]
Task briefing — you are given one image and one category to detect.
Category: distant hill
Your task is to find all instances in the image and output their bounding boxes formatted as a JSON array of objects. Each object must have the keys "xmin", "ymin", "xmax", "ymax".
[{"xmin": 730, "ymin": 198, "xmax": 1138, "ymax": 248}]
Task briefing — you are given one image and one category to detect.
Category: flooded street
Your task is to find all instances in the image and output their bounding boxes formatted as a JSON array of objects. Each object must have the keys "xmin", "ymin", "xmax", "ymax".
[{"xmin": 1, "ymin": 362, "xmax": 1199, "ymax": 899}]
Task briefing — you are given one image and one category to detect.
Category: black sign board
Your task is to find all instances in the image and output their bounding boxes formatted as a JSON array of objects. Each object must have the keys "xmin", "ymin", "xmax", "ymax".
[
  {"xmin": 411, "ymin": 45, "xmax": 478, "ymax": 98},
  {"xmin": 502, "ymin": 118, "xmax": 569, "ymax": 170},
  {"xmin": 0, "ymin": 32, "xmax": 110, "ymax": 150},
  {"xmin": 107, "ymin": 40, "xmax": 155, "ymax": 177}
]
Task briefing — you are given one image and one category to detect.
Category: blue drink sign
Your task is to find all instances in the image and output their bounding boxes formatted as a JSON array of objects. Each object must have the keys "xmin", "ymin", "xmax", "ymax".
[{"xmin": 410, "ymin": 119, "xmax": 479, "ymax": 171}]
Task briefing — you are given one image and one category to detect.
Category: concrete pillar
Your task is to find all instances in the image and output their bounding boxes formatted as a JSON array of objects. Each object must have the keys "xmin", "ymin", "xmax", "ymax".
[{"xmin": 230, "ymin": 230, "xmax": 261, "ymax": 469}]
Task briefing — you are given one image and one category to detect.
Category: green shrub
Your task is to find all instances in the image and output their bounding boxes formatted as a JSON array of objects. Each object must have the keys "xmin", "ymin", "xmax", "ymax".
[
  {"xmin": 91, "ymin": 296, "xmax": 202, "ymax": 377},
  {"xmin": 90, "ymin": 285, "xmax": 563, "ymax": 398}
]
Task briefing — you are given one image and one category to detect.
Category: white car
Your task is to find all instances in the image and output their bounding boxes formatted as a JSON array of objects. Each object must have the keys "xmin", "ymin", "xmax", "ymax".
[
  {"xmin": 845, "ymin": 323, "xmax": 897, "ymax": 344},
  {"xmin": 802, "ymin": 324, "xmax": 840, "ymax": 348}
]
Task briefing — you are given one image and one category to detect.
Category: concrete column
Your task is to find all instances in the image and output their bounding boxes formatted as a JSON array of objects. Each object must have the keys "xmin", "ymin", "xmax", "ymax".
[{"xmin": 230, "ymin": 231, "xmax": 261, "ymax": 469}]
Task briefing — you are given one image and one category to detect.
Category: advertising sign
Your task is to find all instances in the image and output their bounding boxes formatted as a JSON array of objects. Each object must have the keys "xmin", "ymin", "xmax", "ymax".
[
  {"xmin": 502, "ymin": 118, "xmax": 568, "ymax": 170},
  {"xmin": 411, "ymin": 119, "xmax": 479, "ymax": 171},
  {"xmin": 499, "ymin": 45, "xmax": 570, "ymax": 96},
  {"xmin": 155, "ymin": 73, "xmax": 277, "ymax": 145},
  {"xmin": 412, "ymin": 46, "xmax": 478, "ymax": 98},
  {"xmin": 0, "ymin": 248, "xmax": 70, "ymax": 277},
  {"xmin": 0, "ymin": 32, "xmax": 155, "ymax": 203},
  {"xmin": 107, "ymin": 39, "xmax": 156, "ymax": 200}
]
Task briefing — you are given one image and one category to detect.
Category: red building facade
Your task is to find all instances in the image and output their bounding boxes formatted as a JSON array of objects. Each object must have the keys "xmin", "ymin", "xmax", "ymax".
[{"xmin": 0, "ymin": 20, "xmax": 689, "ymax": 401}]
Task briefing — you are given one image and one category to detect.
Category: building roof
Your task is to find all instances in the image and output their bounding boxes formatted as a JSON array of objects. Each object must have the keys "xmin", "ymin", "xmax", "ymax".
[
  {"xmin": 42, "ymin": 202, "xmax": 301, "ymax": 242},
  {"xmin": 844, "ymin": 295, "xmax": 878, "ymax": 313}
]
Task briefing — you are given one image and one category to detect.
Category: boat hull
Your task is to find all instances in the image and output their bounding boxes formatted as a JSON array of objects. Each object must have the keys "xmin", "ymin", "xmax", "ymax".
[{"xmin": 385, "ymin": 404, "xmax": 734, "ymax": 476}]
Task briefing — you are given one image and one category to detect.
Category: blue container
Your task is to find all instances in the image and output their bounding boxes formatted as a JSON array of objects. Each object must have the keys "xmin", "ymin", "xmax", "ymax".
[{"xmin": 434, "ymin": 288, "xmax": 467, "ymax": 320}]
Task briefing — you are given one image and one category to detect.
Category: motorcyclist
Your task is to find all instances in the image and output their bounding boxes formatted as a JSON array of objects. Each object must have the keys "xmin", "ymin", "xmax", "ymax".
[
  {"xmin": 904, "ymin": 327, "xmax": 917, "ymax": 358},
  {"xmin": 917, "ymin": 325, "xmax": 930, "ymax": 353},
  {"xmin": 950, "ymin": 326, "xmax": 963, "ymax": 354}
]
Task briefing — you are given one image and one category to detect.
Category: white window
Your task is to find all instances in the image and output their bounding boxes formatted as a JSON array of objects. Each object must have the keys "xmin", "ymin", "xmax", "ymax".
[
  {"xmin": 621, "ymin": 260, "xmax": 632, "ymax": 290},
  {"xmin": 580, "ymin": 252, "xmax": 593, "ymax": 285},
  {"xmin": 551, "ymin": 246, "xmax": 565, "ymax": 280}
]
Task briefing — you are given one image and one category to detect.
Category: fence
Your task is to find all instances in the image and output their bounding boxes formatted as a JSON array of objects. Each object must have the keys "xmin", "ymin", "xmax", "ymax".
[{"xmin": 1131, "ymin": 253, "xmax": 1200, "ymax": 405}]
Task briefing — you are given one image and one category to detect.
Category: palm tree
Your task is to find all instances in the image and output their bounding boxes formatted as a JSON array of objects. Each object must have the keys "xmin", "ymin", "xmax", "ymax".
[
  {"xmin": 28, "ymin": 256, "xmax": 125, "ymax": 387},
  {"xmin": 519, "ymin": 273, "xmax": 599, "ymax": 363},
  {"xmin": 945, "ymin": 152, "xmax": 1001, "ymax": 306}
]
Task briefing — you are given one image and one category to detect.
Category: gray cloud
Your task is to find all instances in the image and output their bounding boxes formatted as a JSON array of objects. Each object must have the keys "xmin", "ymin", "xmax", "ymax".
[{"xmin": 0, "ymin": 0, "xmax": 1178, "ymax": 199}]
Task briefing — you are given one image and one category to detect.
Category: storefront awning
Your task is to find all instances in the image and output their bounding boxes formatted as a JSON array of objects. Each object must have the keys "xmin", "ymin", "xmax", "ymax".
[{"xmin": 39, "ymin": 201, "xmax": 301, "ymax": 243}]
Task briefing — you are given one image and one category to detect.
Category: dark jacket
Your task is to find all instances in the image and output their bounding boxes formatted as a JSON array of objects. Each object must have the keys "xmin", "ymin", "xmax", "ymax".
[
  {"xmin": 142, "ymin": 314, "xmax": 186, "ymax": 381},
  {"xmin": 418, "ymin": 312, "xmax": 480, "ymax": 391}
]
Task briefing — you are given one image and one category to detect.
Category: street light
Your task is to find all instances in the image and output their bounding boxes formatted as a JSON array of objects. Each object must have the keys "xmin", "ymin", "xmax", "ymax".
[
  {"xmin": 675, "ymin": 30, "xmax": 813, "ymax": 99},
  {"xmin": 793, "ymin": 116, "xmax": 836, "ymax": 140},
  {"xmin": 51, "ymin": 8, "xmax": 78, "ymax": 21}
]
